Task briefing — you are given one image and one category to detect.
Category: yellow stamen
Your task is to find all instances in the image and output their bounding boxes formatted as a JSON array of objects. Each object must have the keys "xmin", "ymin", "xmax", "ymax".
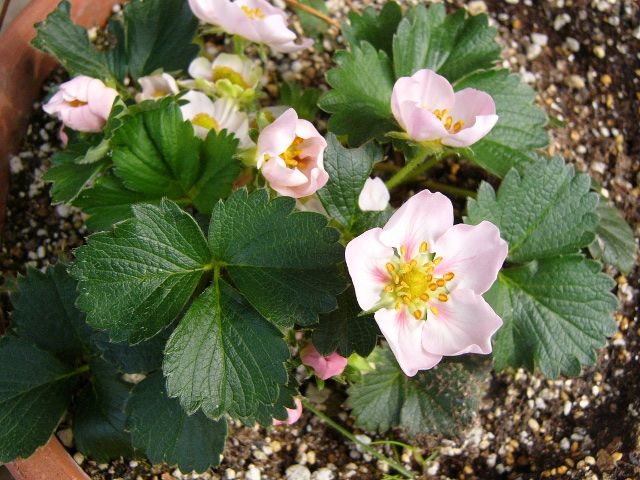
[
  {"xmin": 212, "ymin": 66, "xmax": 250, "ymax": 89},
  {"xmin": 395, "ymin": 302, "xmax": 402, "ymax": 310},
  {"xmin": 434, "ymin": 256, "xmax": 443, "ymax": 265},
  {"xmin": 426, "ymin": 274, "xmax": 433, "ymax": 282},
  {"xmin": 453, "ymin": 120, "xmax": 464, "ymax": 133},
  {"xmin": 420, "ymin": 241, "xmax": 429, "ymax": 253},
  {"xmin": 402, "ymin": 296, "xmax": 411, "ymax": 304},
  {"xmin": 420, "ymin": 293, "xmax": 429, "ymax": 301},
  {"xmin": 444, "ymin": 272, "xmax": 455, "ymax": 281},
  {"xmin": 410, "ymin": 259, "xmax": 417, "ymax": 268},
  {"xmin": 68, "ymin": 99, "xmax": 88, "ymax": 107},
  {"xmin": 386, "ymin": 263, "xmax": 395, "ymax": 273},
  {"xmin": 444, "ymin": 116, "xmax": 453, "ymax": 130},
  {"xmin": 436, "ymin": 279, "xmax": 445, "ymax": 287},
  {"xmin": 438, "ymin": 293, "xmax": 449, "ymax": 302},
  {"xmin": 280, "ymin": 136, "xmax": 305, "ymax": 169},
  {"xmin": 241, "ymin": 5, "xmax": 265, "ymax": 20},
  {"xmin": 430, "ymin": 305, "xmax": 439, "ymax": 316},
  {"xmin": 192, "ymin": 113, "xmax": 221, "ymax": 132},
  {"xmin": 429, "ymin": 283, "xmax": 437, "ymax": 291},
  {"xmin": 399, "ymin": 245, "xmax": 407, "ymax": 256},
  {"xmin": 394, "ymin": 274, "xmax": 400, "ymax": 284},
  {"xmin": 384, "ymin": 285, "xmax": 394, "ymax": 293},
  {"xmin": 413, "ymin": 309, "xmax": 423, "ymax": 320}
]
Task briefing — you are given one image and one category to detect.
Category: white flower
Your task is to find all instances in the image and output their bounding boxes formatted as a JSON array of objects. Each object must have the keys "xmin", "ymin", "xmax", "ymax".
[{"xmin": 135, "ymin": 73, "xmax": 179, "ymax": 102}]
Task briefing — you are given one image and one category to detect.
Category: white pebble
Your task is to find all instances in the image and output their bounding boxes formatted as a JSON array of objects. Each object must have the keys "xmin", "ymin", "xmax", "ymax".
[
  {"xmin": 526, "ymin": 43, "xmax": 543, "ymax": 60},
  {"xmin": 245, "ymin": 465, "xmax": 261, "ymax": 480},
  {"xmin": 285, "ymin": 465, "xmax": 311, "ymax": 480},
  {"xmin": 224, "ymin": 468, "xmax": 236, "ymax": 479},
  {"xmin": 565, "ymin": 37, "xmax": 580, "ymax": 52},
  {"xmin": 467, "ymin": 1, "xmax": 488, "ymax": 15},
  {"xmin": 73, "ymin": 453, "xmax": 85, "ymax": 465},
  {"xmin": 528, "ymin": 418, "xmax": 540, "ymax": 432},
  {"xmin": 554, "ymin": 13, "xmax": 571, "ymax": 30},
  {"xmin": 563, "ymin": 401, "xmax": 573, "ymax": 416},
  {"xmin": 560, "ymin": 437, "xmax": 571, "ymax": 450},
  {"xmin": 311, "ymin": 468, "xmax": 335, "ymax": 480},
  {"xmin": 531, "ymin": 33, "xmax": 548, "ymax": 46},
  {"xmin": 9, "ymin": 156, "xmax": 24, "ymax": 174}
]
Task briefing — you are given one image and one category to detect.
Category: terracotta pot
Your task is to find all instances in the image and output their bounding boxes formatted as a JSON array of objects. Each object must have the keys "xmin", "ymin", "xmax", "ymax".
[{"xmin": 0, "ymin": 0, "xmax": 119, "ymax": 478}]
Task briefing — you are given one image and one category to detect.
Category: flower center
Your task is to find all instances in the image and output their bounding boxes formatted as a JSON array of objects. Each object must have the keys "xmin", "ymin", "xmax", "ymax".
[
  {"xmin": 212, "ymin": 66, "xmax": 250, "ymax": 89},
  {"xmin": 432, "ymin": 108, "xmax": 464, "ymax": 134},
  {"xmin": 192, "ymin": 113, "xmax": 221, "ymax": 132},
  {"xmin": 241, "ymin": 5, "xmax": 265, "ymax": 20},
  {"xmin": 67, "ymin": 99, "xmax": 88, "ymax": 108},
  {"xmin": 279, "ymin": 136, "xmax": 307, "ymax": 169},
  {"xmin": 381, "ymin": 242, "xmax": 455, "ymax": 320}
]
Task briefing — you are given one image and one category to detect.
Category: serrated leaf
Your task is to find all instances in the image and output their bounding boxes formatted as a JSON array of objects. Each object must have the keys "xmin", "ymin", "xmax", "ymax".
[
  {"xmin": 278, "ymin": 82, "xmax": 322, "ymax": 121},
  {"xmin": 312, "ymin": 287, "xmax": 378, "ymax": 358},
  {"xmin": 466, "ymin": 158, "xmax": 598, "ymax": 263},
  {"xmin": 455, "ymin": 70, "xmax": 549, "ymax": 177},
  {"xmin": 293, "ymin": 0, "xmax": 330, "ymax": 36},
  {"xmin": 343, "ymin": 1, "xmax": 402, "ymax": 56},
  {"xmin": 127, "ymin": 372, "xmax": 226, "ymax": 472},
  {"xmin": 589, "ymin": 202, "xmax": 637, "ymax": 274},
  {"xmin": 73, "ymin": 358, "xmax": 134, "ymax": 461},
  {"xmin": 31, "ymin": 0, "xmax": 113, "ymax": 79},
  {"xmin": 163, "ymin": 282, "xmax": 289, "ymax": 422},
  {"xmin": 319, "ymin": 43, "xmax": 396, "ymax": 146},
  {"xmin": 251, "ymin": 383, "xmax": 298, "ymax": 427},
  {"xmin": 393, "ymin": 4, "xmax": 500, "ymax": 82},
  {"xmin": 43, "ymin": 147, "xmax": 109, "ymax": 204},
  {"xmin": 71, "ymin": 199, "xmax": 212, "ymax": 343},
  {"xmin": 209, "ymin": 189, "xmax": 345, "ymax": 328},
  {"xmin": 348, "ymin": 347, "xmax": 487, "ymax": 436},
  {"xmin": 73, "ymin": 174, "xmax": 156, "ymax": 231},
  {"xmin": 124, "ymin": 0, "xmax": 199, "ymax": 80},
  {"xmin": 91, "ymin": 330, "xmax": 167, "ymax": 374},
  {"xmin": 487, "ymin": 256, "xmax": 618, "ymax": 377},
  {"xmin": 0, "ymin": 337, "xmax": 76, "ymax": 462},
  {"xmin": 10, "ymin": 264, "xmax": 88, "ymax": 360}
]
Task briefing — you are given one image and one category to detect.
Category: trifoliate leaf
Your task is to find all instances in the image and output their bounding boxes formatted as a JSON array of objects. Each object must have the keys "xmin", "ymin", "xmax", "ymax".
[
  {"xmin": 343, "ymin": 1, "xmax": 402, "ymax": 56},
  {"xmin": 251, "ymin": 383, "xmax": 298, "ymax": 428},
  {"xmin": 71, "ymin": 199, "xmax": 212, "ymax": 343},
  {"xmin": 466, "ymin": 158, "xmax": 599, "ymax": 263},
  {"xmin": 319, "ymin": 43, "xmax": 396, "ymax": 146},
  {"xmin": 392, "ymin": 4, "xmax": 500, "ymax": 82},
  {"xmin": 0, "ymin": 337, "xmax": 76, "ymax": 462},
  {"xmin": 31, "ymin": 0, "xmax": 113, "ymax": 80},
  {"xmin": 10, "ymin": 264, "xmax": 88, "ymax": 360},
  {"xmin": 589, "ymin": 202, "xmax": 637, "ymax": 274},
  {"xmin": 312, "ymin": 287, "xmax": 378, "ymax": 358},
  {"xmin": 209, "ymin": 189, "xmax": 345, "ymax": 328},
  {"xmin": 348, "ymin": 347, "xmax": 488, "ymax": 436},
  {"xmin": 455, "ymin": 70, "xmax": 549, "ymax": 177},
  {"xmin": 487, "ymin": 256, "xmax": 618, "ymax": 377},
  {"xmin": 127, "ymin": 372, "xmax": 227, "ymax": 472},
  {"xmin": 317, "ymin": 134, "xmax": 393, "ymax": 236},
  {"xmin": 163, "ymin": 282, "xmax": 289, "ymax": 422},
  {"xmin": 124, "ymin": 0, "xmax": 199, "ymax": 80},
  {"xmin": 73, "ymin": 358, "xmax": 134, "ymax": 462}
]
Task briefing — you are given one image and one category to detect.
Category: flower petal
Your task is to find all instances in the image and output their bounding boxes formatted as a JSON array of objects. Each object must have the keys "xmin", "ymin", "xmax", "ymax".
[
  {"xmin": 358, "ymin": 177, "xmax": 390, "ymax": 212},
  {"xmin": 379, "ymin": 190, "xmax": 453, "ymax": 260},
  {"xmin": 375, "ymin": 308, "xmax": 442, "ymax": 376},
  {"xmin": 345, "ymin": 228, "xmax": 393, "ymax": 311},
  {"xmin": 432, "ymin": 221, "xmax": 507, "ymax": 295},
  {"xmin": 301, "ymin": 344, "xmax": 347, "ymax": 380},
  {"xmin": 188, "ymin": 57, "xmax": 214, "ymax": 80},
  {"xmin": 422, "ymin": 288, "xmax": 502, "ymax": 356},
  {"xmin": 257, "ymin": 108, "xmax": 298, "ymax": 160}
]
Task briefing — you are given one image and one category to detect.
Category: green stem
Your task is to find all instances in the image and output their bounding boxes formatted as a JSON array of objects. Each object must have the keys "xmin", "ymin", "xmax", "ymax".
[
  {"xmin": 386, "ymin": 148, "xmax": 443, "ymax": 191},
  {"xmin": 421, "ymin": 180, "xmax": 476, "ymax": 199},
  {"xmin": 301, "ymin": 398, "xmax": 414, "ymax": 478},
  {"xmin": 233, "ymin": 35, "xmax": 247, "ymax": 55},
  {"xmin": 60, "ymin": 364, "xmax": 90, "ymax": 380}
]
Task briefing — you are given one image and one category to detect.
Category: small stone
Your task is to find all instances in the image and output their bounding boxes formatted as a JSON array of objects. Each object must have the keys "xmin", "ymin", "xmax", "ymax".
[
  {"xmin": 253, "ymin": 449, "xmax": 268, "ymax": 461},
  {"xmin": 271, "ymin": 440, "xmax": 282, "ymax": 453},
  {"xmin": 601, "ymin": 74, "xmax": 612, "ymax": 86},
  {"xmin": 245, "ymin": 465, "xmax": 261, "ymax": 480},
  {"xmin": 584, "ymin": 456, "xmax": 596, "ymax": 466},
  {"xmin": 306, "ymin": 450, "xmax": 316, "ymax": 465},
  {"xmin": 526, "ymin": 43, "xmax": 543, "ymax": 60},
  {"xmin": 554, "ymin": 13, "xmax": 571, "ymax": 30},
  {"xmin": 426, "ymin": 462, "xmax": 440, "ymax": 475},
  {"xmin": 565, "ymin": 37, "xmax": 580, "ymax": 52},
  {"xmin": 593, "ymin": 45, "xmax": 606, "ymax": 59},
  {"xmin": 467, "ymin": 1, "xmax": 487, "ymax": 15},
  {"xmin": 73, "ymin": 452, "xmax": 85, "ymax": 465},
  {"xmin": 311, "ymin": 468, "xmax": 335, "ymax": 480},
  {"xmin": 612, "ymin": 452, "xmax": 623, "ymax": 462},
  {"xmin": 560, "ymin": 438, "xmax": 571, "ymax": 450},
  {"xmin": 531, "ymin": 33, "xmax": 548, "ymax": 46},
  {"xmin": 224, "ymin": 468, "xmax": 236, "ymax": 479},
  {"xmin": 57, "ymin": 428, "xmax": 74, "ymax": 448},
  {"xmin": 285, "ymin": 465, "xmax": 311, "ymax": 480},
  {"xmin": 566, "ymin": 75, "xmax": 585, "ymax": 90},
  {"xmin": 129, "ymin": 461, "xmax": 139, "ymax": 468},
  {"xmin": 528, "ymin": 418, "xmax": 540, "ymax": 432}
]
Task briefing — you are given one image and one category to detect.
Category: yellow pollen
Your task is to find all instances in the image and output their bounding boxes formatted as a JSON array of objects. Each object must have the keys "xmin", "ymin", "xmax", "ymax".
[
  {"xmin": 68, "ymin": 99, "xmax": 88, "ymax": 107},
  {"xmin": 433, "ymin": 108, "xmax": 448, "ymax": 120},
  {"xmin": 438, "ymin": 293, "xmax": 449, "ymax": 302},
  {"xmin": 241, "ymin": 5, "xmax": 265, "ymax": 20},
  {"xmin": 403, "ymin": 296, "xmax": 411, "ymax": 304},
  {"xmin": 192, "ymin": 113, "xmax": 221, "ymax": 132},
  {"xmin": 410, "ymin": 259, "xmax": 417, "ymax": 267},
  {"xmin": 436, "ymin": 279, "xmax": 445, "ymax": 287},
  {"xmin": 212, "ymin": 66, "xmax": 249, "ymax": 89},
  {"xmin": 386, "ymin": 263, "xmax": 395, "ymax": 273},
  {"xmin": 444, "ymin": 116, "xmax": 453, "ymax": 130},
  {"xmin": 384, "ymin": 285, "xmax": 394, "ymax": 292},
  {"xmin": 444, "ymin": 272, "xmax": 455, "ymax": 281},
  {"xmin": 434, "ymin": 256, "xmax": 443, "ymax": 265},
  {"xmin": 426, "ymin": 274, "xmax": 433, "ymax": 282},
  {"xmin": 420, "ymin": 293, "xmax": 429, "ymax": 301},
  {"xmin": 420, "ymin": 241, "xmax": 429, "ymax": 253},
  {"xmin": 413, "ymin": 309, "xmax": 423, "ymax": 320},
  {"xmin": 429, "ymin": 283, "xmax": 437, "ymax": 291},
  {"xmin": 453, "ymin": 120, "xmax": 464, "ymax": 133},
  {"xmin": 394, "ymin": 274, "xmax": 400, "ymax": 284},
  {"xmin": 280, "ymin": 136, "xmax": 306, "ymax": 169},
  {"xmin": 399, "ymin": 245, "xmax": 407, "ymax": 256},
  {"xmin": 430, "ymin": 305, "xmax": 439, "ymax": 316},
  {"xmin": 395, "ymin": 302, "xmax": 402, "ymax": 310}
]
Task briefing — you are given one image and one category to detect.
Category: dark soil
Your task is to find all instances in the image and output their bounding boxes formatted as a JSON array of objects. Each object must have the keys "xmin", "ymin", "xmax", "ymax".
[{"xmin": 1, "ymin": 1, "xmax": 639, "ymax": 479}]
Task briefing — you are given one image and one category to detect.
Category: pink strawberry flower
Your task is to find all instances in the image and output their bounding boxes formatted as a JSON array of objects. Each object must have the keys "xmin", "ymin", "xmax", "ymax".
[
  {"xmin": 391, "ymin": 69, "xmax": 498, "ymax": 147},
  {"xmin": 300, "ymin": 343, "xmax": 348, "ymax": 380},
  {"xmin": 188, "ymin": 0, "xmax": 312, "ymax": 53},
  {"xmin": 272, "ymin": 398, "xmax": 303, "ymax": 426},
  {"xmin": 257, "ymin": 108, "xmax": 328, "ymax": 198},
  {"xmin": 43, "ymin": 76, "xmax": 118, "ymax": 133},
  {"xmin": 345, "ymin": 190, "xmax": 507, "ymax": 376}
]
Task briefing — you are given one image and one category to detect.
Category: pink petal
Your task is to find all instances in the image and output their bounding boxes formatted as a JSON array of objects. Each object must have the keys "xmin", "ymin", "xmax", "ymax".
[
  {"xmin": 401, "ymin": 101, "xmax": 449, "ymax": 142},
  {"xmin": 257, "ymin": 108, "xmax": 298, "ymax": 160},
  {"xmin": 442, "ymin": 88, "xmax": 498, "ymax": 147},
  {"xmin": 270, "ymin": 37, "xmax": 314, "ymax": 53},
  {"xmin": 375, "ymin": 308, "xmax": 442, "ymax": 376},
  {"xmin": 379, "ymin": 190, "xmax": 453, "ymax": 260},
  {"xmin": 86, "ymin": 79, "xmax": 118, "ymax": 120},
  {"xmin": 301, "ymin": 344, "xmax": 347, "ymax": 380},
  {"xmin": 421, "ymin": 288, "xmax": 502, "ymax": 356},
  {"xmin": 261, "ymin": 157, "xmax": 309, "ymax": 187},
  {"xmin": 358, "ymin": 177, "xmax": 390, "ymax": 212},
  {"xmin": 391, "ymin": 70, "xmax": 454, "ymax": 122},
  {"xmin": 345, "ymin": 228, "xmax": 394, "ymax": 311},
  {"xmin": 441, "ymin": 114, "xmax": 498, "ymax": 147},
  {"xmin": 432, "ymin": 221, "xmax": 507, "ymax": 295},
  {"xmin": 272, "ymin": 397, "xmax": 303, "ymax": 425}
]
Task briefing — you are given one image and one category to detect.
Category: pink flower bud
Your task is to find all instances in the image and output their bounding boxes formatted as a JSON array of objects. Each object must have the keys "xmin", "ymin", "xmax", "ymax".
[
  {"xmin": 300, "ymin": 343, "xmax": 348, "ymax": 380},
  {"xmin": 135, "ymin": 73, "xmax": 179, "ymax": 102},
  {"xmin": 43, "ymin": 76, "xmax": 118, "ymax": 133},
  {"xmin": 272, "ymin": 397, "xmax": 303, "ymax": 426},
  {"xmin": 358, "ymin": 177, "xmax": 390, "ymax": 211}
]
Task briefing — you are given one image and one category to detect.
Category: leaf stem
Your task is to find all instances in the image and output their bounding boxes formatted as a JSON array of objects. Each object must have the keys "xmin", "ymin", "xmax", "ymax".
[
  {"xmin": 420, "ymin": 180, "xmax": 477, "ymax": 199},
  {"xmin": 301, "ymin": 398, "xmax": 414, "ymax": 478},
  {"xmin": 284, "ymin": 0, "xmax": 341, "ymax": 29},
  {"xmin": 60, "ymin": 364, "xmax": 90, "ymax": 380},
  {"xmin": 386, "ymin": 148, "xmax": 442, "ymax": 191}
]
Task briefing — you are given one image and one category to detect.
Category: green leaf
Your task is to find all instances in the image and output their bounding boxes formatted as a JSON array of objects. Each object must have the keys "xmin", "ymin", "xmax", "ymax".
[
  {"xmin": 71, "ymin": 199, "xmax": 212, "ymax": 343},
  {"xmin": 312, "ymin": 287, "xmax": 378, "ymax": 358},
  {"xmin": 251, "ymin": 383, "xmax": 298, "ymax": 427},
  {"xmin": 73, "ymin": 174, "xmax": 155, "ymax": 231},
  {"xmin": 293, "ymin": 0, "xmax": 330, "ymax": 36},
  {"xmin": 43, "ymin": 147, "xmax": 109, "ymax": 204},
  {"xmin": 319, "ymin": 43, "xmax": 397, "ymax": 146},
  {"xmin": 191, "ymin": 129, "xmax": 242, "ymax": 215},
  {"xmin": 589, "ymin": 202, "xmax": 637, "ymax": 274},
  {"xmin": 127, "ymin": 372, "xmax": 226, "ymax": 472},
  {"xmin": 348, "ymin": 347, "xmax": 487, "ymax": 436},
  {"xmin": 91, "ymin": 331, "xmax": 167, "ymax": 374},
  {"xmin": 487, "ymin": 256, "xmax": 618, "ymax": 377},
  {"xmin": 343, "ymin": 1, "xmax": 402, "ymax": 56},
  {"xmin": 466, "ymin": 158, "xmax": 599, "ymax": 263},
  {"xmin": 278, "ymin": 82, "xmax": 322, "ymax": 121},
  {"xmin": 163, "ymin": 282, "xmax": 289, "ymax": 422},
  {"xmin": 317, "ymin": 134, "xmax": 382, "ymax": 229},
  {"xmin": 73, "ymin": 358, "xmax": 134, "ymax": 462},
  {"xmin": 392, "ymin": 4, "xmax": 500, "ymax": 82},
  {"xmin": 111, "ymin": 103, "xmax": 200, "ymax": 197},
  {"xmin": 455, "ymin": 70, "xmax": 549, "ymax": 177},
  {"xmin": 31, "ymin": 0, "xmax": 112, "ymax": 79},
  {"xmin": 10, "ymin": 264, "xmax": 88, "ymax": 359},
  {"xmin": 0, "ymin": 337, "xmax": 76, "ymax": 462},
  {"xmin": 209, "ymin": 189, "xmax": 345, "ymax": 328},
  {"xmin": 124, "ymin": 0, "xmax": 199, "ymax": 80}
]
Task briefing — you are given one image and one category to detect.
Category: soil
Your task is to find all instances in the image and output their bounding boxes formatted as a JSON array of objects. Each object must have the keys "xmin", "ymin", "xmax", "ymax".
[{"xmin": 1, "ymin": 1, "xmax": 639, "ymax": 479}]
